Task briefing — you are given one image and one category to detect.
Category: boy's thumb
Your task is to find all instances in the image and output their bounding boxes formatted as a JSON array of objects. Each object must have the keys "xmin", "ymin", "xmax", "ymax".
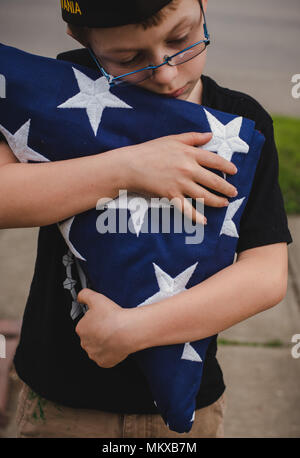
[{"xmin": 77, "ymin": 288, "xmax": 97, "ymax": 309}]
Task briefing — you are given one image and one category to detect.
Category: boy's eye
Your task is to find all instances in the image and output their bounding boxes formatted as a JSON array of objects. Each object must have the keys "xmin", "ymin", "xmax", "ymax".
[
  {"xmin": 168, "ymin": 35, "xmax": 189, "ymax": 45},
  {"xmin": 118, "ymin": 54, "xmax": 144, "ymax": 66},
  {"xmin": 120, "ymin": 57, "xmax": 139, "ymax": 65},
  {"xmin": 118, "ymin": 35, "xmax": 189, "ymax": 66}
]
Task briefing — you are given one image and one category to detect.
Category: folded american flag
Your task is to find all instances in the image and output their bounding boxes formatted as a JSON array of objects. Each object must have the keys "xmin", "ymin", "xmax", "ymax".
[{"xmin": 0, "ymin": 43, "xmax": 265, "ymax": 433}]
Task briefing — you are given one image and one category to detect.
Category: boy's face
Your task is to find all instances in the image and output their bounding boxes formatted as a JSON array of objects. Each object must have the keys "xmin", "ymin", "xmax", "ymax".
[{"xmin": 68, "ymin": 0, "xmax": 208, "ymax": 104}]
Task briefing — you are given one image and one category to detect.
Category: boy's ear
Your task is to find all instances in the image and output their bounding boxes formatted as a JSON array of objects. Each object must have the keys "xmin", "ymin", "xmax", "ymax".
[{"xmin": 66, "ymin": 26, "xmax": 71, "ymax": 36}]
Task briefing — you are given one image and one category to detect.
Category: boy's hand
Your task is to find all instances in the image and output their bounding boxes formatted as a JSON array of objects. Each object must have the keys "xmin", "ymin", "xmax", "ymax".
[
  {"xmin": 120, "ymin": 132, "xmax": 238, "ymax": 225},
  {"xmin": 75, "ymin": 288, "xmax": 135, "ymax": 368}
]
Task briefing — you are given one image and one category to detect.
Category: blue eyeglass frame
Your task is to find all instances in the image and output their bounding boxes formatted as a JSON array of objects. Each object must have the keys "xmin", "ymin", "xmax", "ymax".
[{"xmin": 87, "ymin": 1, "xmax": 210, "ymax": 87}]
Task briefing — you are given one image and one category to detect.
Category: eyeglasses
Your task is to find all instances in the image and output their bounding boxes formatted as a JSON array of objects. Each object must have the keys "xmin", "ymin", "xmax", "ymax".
[{"xmin": 87, "ymin": 1, "xmax": 210, "ymax": 88}]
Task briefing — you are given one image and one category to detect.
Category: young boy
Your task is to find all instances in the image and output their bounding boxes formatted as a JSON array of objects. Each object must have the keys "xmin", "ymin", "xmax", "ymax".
[{"xmin": 0, "ymin": 0, "xmax": 292, "ymax": 438}]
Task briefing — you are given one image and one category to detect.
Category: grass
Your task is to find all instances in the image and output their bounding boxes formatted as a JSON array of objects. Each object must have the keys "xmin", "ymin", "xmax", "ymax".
[
  {"xmin": 272, "ymin": 115, "xmax": 300, "ymax": 214},
  {"xmin": 217, "ymin": 338, "xmax": 285, "ymax": 348}
]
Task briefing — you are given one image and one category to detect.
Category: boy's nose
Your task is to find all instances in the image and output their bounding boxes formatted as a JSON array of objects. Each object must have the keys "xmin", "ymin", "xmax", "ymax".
[{"xmin": 151, "ymin": 62, "xmax": 178, "ymax": 85}]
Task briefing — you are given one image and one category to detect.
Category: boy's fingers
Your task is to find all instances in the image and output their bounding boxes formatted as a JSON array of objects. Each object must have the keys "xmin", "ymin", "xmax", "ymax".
[
  {"xmin": 196, "ymin": 148, "xmax": 238, "ymax": 175},
  {"xmin": 177, "ymin": 131, "xmax": 213, "ymax": 147},
  {"xmin": 172, "ymin": 195, "xmax": 207, "ymax": 226},
  {"xmin": 193, "ymin": 167, "xmax": 238, "ymax": 199},
  {"xmin": 185, "ymin": 182, "xmax": 229, "ymax": 209}
]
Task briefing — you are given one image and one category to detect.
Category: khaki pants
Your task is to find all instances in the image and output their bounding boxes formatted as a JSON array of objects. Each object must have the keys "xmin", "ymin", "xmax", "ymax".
[{"xmin": 15, "ymin": 379, "xmax": 226, "ymax": 438}]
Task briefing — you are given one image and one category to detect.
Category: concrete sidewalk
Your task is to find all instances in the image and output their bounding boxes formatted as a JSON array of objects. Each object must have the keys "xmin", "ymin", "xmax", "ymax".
[
  {"xmin": 0, "ymin": 218, "xmax": 299, "ymax": 437},
  {"xmin": 218, "ymin": 215, "xmax": 300, "ymax": 437},
  {"xmin": 219, "ymin": 262, "xmax": 300, "ymax": 436}
]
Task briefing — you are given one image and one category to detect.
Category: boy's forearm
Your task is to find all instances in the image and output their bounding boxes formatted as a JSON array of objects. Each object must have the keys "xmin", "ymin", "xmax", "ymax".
[
  {"xmin": 0, "ymin": 146, "xmax": 129, "ymax": 228},
  {"xmin": 128, "ymin": 247, "xmax": 288, "ymax": 352}
]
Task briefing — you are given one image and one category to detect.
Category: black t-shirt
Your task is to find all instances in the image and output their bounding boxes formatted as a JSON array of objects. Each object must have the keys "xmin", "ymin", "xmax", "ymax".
[{"xmin": 2, "ymin": 48, "xmax": 292, "ymax": 414}]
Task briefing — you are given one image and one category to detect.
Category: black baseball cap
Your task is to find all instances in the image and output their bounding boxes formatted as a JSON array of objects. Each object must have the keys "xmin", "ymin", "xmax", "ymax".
[{"xmin": 61, "ymin": 0, "xmax": 174, "ymax": 28}]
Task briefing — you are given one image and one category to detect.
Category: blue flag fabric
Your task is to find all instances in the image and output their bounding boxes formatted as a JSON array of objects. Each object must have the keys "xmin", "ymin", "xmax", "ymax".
[{"xmin": 0, "ymin": 43, "xmax": 265, "ymax": 433}]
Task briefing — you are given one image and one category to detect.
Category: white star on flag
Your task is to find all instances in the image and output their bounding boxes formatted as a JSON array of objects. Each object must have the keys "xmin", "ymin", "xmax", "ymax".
[
  {"xmin": 136, "ymin": 262, "xmax": 198, "ymax": 307},
  {"xmin": 181, "ymin": 342, "xmax": 202, "ymax": 362},
  {"xmin": 202, "ymin": 109, "xmax": 249, "ymax": 179},
  {"xmin": 219, "ymin": 197, "xmax": 245, "ymax": 238},
  {"xmin": 0, "ymin": 120, "xmax": 49, "ymax": 163},
  {"xmin": 58, "ymin": 216, "xmax": 86, "ymax": 261},
  {"xmin": 97, "ymin": 190, "xmax": 171, "ymax": 236},
  {"xmin": 58, "ymin": 67, "xmax": 133, "ymax": 136},
  {"xmin": 136, "ymin": 262, "xmax": 203, "ymax": 365}
]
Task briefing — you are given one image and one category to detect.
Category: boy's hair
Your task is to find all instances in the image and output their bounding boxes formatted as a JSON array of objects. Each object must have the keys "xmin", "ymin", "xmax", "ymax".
[
  {"xmin": 68, "ymin": 0, "xmax": 202, "ymax": 45},
  {"xmin": 137, "ymin": 0, "xmax": 202, "ymax": 30}
]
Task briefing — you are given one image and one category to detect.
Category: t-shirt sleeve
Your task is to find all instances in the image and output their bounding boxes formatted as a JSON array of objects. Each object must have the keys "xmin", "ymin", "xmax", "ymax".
[{"xmin": 236, "ymin": 117, "xmax": 293, "ymax": 253}]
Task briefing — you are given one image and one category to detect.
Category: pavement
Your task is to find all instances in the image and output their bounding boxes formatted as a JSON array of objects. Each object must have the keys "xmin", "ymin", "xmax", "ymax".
[
  {"xmin": 219, "ymin": 217, "xmax": 300, "ymax": 437},
  {"xmin": 0, "ymin": 0, "xmax": 299, "ymax": 439},
  {"xmin": 0, "ymin": 218, "xmax": 299, "ymax": 438}
]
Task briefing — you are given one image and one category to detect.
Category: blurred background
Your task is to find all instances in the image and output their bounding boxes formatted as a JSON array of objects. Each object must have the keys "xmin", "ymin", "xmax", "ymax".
[{"xmin": 0, "ymin": 0, "xmax": 299, "ymax": 438}]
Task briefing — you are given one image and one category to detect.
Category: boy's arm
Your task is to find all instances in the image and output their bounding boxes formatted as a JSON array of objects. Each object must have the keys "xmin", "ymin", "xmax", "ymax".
[
  {"xmin": 0, "ymin": 131, "xmax": 236, "ymax": 229},
  {"xmin": 0, "ymin": 140, "xmax": 127, "ymax": 228},
  {"xmin": 127, "ymin": 243, "xmax": 288, "ymax": 352}
]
